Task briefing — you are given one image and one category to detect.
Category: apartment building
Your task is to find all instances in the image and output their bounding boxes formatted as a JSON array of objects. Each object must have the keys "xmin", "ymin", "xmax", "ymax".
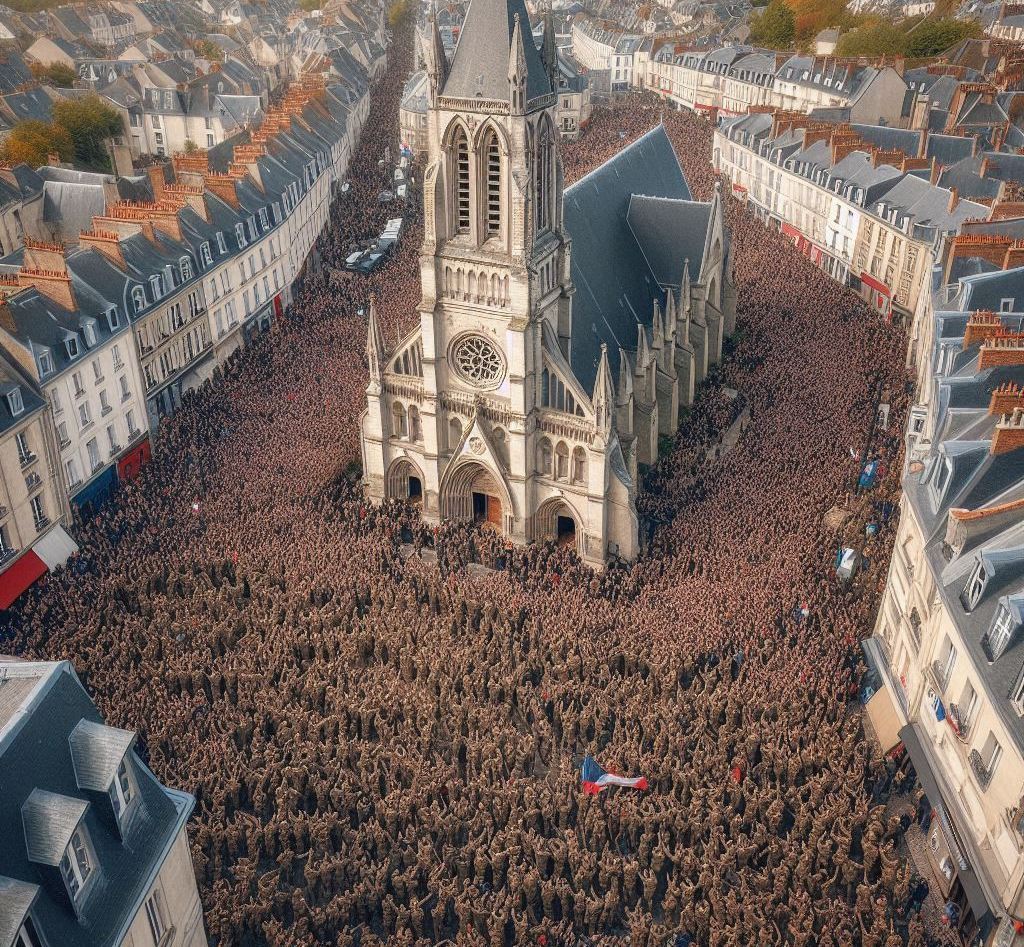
[
  {"xmin": 0, "ymin": 656, "xmax": 206, "ymax": 947},
  {"xmin": 0, "ymin": 238, "xmax": 150, "ymax": 510},
  {"xmin": 0, "ymin": 353, "xmax": 73, "ymax": 610},
  {"xmin": 714, "ymin": 111, "xmax": 986, "ymax": 335},
  {"xmin": 866, "ymin": 270, "xmax": 1024, "ymax": 947},
  {"xmin": 643, "ymin": 43, "xmax": 909, "ymax": 125}
]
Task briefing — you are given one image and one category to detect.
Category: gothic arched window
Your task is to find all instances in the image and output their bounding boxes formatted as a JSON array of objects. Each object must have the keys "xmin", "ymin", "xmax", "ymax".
[
  {"xmin": 453, "ymin": 127, "xmax": 470, "ymax": 235},
  {"xmin": 484, "ymin": 130, "xmax": 501, "ymax": 238},
  {"xmin": 535, "ymin": 123, "xmax": 552, "ymax": 233}
]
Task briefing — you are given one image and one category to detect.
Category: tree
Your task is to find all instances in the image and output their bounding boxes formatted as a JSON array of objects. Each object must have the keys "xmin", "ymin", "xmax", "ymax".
[
  {"xmin": 297, "ymin": 0, "xmax": 321, "ymax": 9},
  {"xmin": 835, "ymin": 21, "xmax": 907, "ymax": 57},
  {"xmin": 30, "ymin": 62, "xmax": 77, "ymax": 87},
  {"xmin": 905, "ymin": 18, "xmax": 980, "ymax": 58},
  {"xmin": 52, "ymin": 95, "xmax": 123, "ymax": 170},
  {"xmin": 191, "ymin": 38, "xmax": 224, "ymax": 61},
  {"xmin": 0, "ymin": 119, "xmax": 73, "ymax": 167},
  {"xmin": 749, "ymin": 0, "xmax": 795, "ymax": 50}
]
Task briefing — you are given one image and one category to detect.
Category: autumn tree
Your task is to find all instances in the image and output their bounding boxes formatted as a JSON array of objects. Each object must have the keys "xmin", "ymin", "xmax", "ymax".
[
  {"xmin": 835, "ymin": 20, "xmax": 907, "ymax": 57},
  {"xmin": 905, "ymin": 18, "xmax": 980, "ymax": 57},
  {"xmin": 0, "ymin": 119, "xmax": 73, "ymax": 167},
  {"xmin": 750, "ymin": 0, "xmax": 796, "ymax": 49},
  {"xmin": 52, "ymin": 95, "xmax": 123, "ymax": 170},
  {"xmin": 30, "ymin": 61, "xmax": 77, "ymax": 87}
]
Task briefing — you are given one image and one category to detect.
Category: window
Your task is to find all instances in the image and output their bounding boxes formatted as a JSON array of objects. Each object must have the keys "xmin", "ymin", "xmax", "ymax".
[
  {"xmin": 65, "ymin": 337, "xmax": 79, "ymax": 359},
  {"xmin": 7, "ymin": 387, "xmax": 23, "ymax": 416},
  {"xmin": 87, "ymin": 438, "xmax": 100, "ymax": 469},
  {"xmin": 1001, "ymin": 297, "xmax": 1015, "ymax": 312},
  {"xmin": 106, "ymin": 307, "xmax": 119, "ymax": 330},
  {"xmin": 30, "ymin": 495, "xmax": 45, "ymax": 529},
  {"xmin": 484, "ymin": 130, "xmax": 501, "ymax": 238},
  {"xmin": 937, "ymin": 638, "xmax": 957, "ymax": 688},
  {"xmin": 83, "ymin": 323, "xmax": 97, "ymax": 347},
  {"xmin": 453, "ymin": 127, "xmax": 470, "ymax": 234},
  {"xmin": 66, "ymin": 458, "xmax": 80, "ymax": 486},
  {"xmin": 200, "ymin": 243, "xmax": 212, "ymax": 267},
  {"xmin": 15, "ymin": 431, "xmax": 31, "ymax": 463},
  {"xmin": 243, "ymin": 290, "xmax": 250, "ymax": 316},
  {"xmin": 38, "ymin": 351, "xmax": 53, "ymax": 375},
  {"xmin": 962, "ymin": 560, "xmax": 987, "ymax": 611},
  {"xmin": 127, "ymin": 409, "xmax": 138, "ymax": 436},
  {"xmin": 92, "ymin": 359, "xmax": 102, "ymax": 382},
  {"xmin": 1013, "ymin": 672, "xmax": 1024, "ymax": 714},
  {"xmin": 180, "ymin": 257, "xmax": 193, "ymax": 281},
  {"xmin": 112, "ymin": 345, "xmax": 123, "ymax": 370},
  {"xmin": 109, "ymin": 756, "xmax": 134, "ymax": 819},
  {"xmin": 259, "ymin": 207, "xmax": 269, "ymax": 229},
  {"xmin": 78, "ymin": 402, "xmax": 91, "ymax": 428},
  {"xmin": 132, "ymin": 287, "xmax": 146, "ymax": 312},
  {"xmin": 984, "ymin": 605, "xmax": 1017, "ymax": 661},
  {"xmin": 149, "ymin": 275, "xmax": 163, "ymax": 301},
  {"xmin": 216, "ymin": 232, "xmax": 227, "ymax": 254},
  {"xmin": 57, "ymin": 421, "xmax": 69, "ymax": 446},
  {"xmin": 59, "ymin": 828, "xmax": 93, "ymax": 901},
  {"xmin": 235, "ymin": 223, "xmax": 247, "ymax": 248},
  {"xmin": 145, "ymin": 890, "xmax": 166, "ymax": 945},
  {"xmin": 100, "ymin": 390, "xmax": 110, "ymax": 414}
]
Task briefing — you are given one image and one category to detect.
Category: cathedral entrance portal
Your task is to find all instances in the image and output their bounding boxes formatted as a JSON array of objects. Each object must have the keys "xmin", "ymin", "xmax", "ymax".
[
  {"xmin": 441, "ymin": 462, "xmax": 509, "ymax": 534},
  {"xmin": 557, "ymin": 515, "xmax": 576, "ymax": 547},
  {"xmin": 408, "ymin": 476, "xmax": 423, "ymax": 505},
  {"xmin": 536, "ymin": 498, "xmax": 581, "ymax": 555}
]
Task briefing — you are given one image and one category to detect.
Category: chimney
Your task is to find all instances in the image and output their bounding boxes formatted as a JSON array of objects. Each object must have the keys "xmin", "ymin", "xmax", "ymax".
[
  {"xmin": 918, "ymin": 128, "xmax": 929, "ymax": 157},
  {"xmin": 979, "ymin": 332, "xmax": 1024, "ymax": 369},
  {"xmin": 948, "ymin": 186, "xmax": 959, "ymax": 212},
  {"xmin": 203, "ymin": 172, "xmax": 239, "ymax": 210},
  {"xmin": 94, "ymin": 205, "xmax": 157, "ymax": 243},
  {"xmin": 163, "ymin": 183, "xmax": 209, "ymax": 222},
  {"xmin": 147, "ymin": 163, "xmax": 167, "ymax": 201},
  {"xmin": 952, "ymin": 236, "xmax": 1014, "ymax": 272},
  {"xmin": 964, "ymin": 310, "xmax": 1004, "ymax": 347},
  {"xmin": 989, "ymin": 381, "xmax": 1024, "ymax": 415},
  {"xmin": 18, "ymin": 254, "xmax": 75, "ymax": 311},
  {"xmin": 1004, "ymin": 240, "xmax": 1024, "ymax": 269},
  {"xmin": 992, "ymin": 407, "xmax": 1024, "ymax": 454},
  {"xmin": 79, "ymin": 229, "xmax": 126, "ymax": 268}
]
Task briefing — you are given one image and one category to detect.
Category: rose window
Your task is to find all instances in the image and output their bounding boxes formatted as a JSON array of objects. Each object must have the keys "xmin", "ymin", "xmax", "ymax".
[{"xmin": 451, "ymin": 334, "xmax": 505, "ymax": 387}]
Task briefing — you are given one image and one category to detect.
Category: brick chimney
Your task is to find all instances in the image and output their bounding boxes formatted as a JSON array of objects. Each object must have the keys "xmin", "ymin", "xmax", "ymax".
[
  {"xmin": 964, "ymin": 309, "xmax": 1004, "ymax": 348},
  {"xmin": 18, "ymin": 247, "xmax": 75, "ymax": 311},
  {"xmin": 948, "ymin": 187, "xmax": 960, "ymax": 212},
  {"xmin": 23, "ymin": 237, "xmax": 66, "ymax": 274},
  {"xmin": 992, "ymin": 406, "xmax": 1024, "ymax": 454},
  {"xmin": 203, "ymin": 172, "xmax": 240, "ymax": 209},
  {"xmin": 163, "ymin": 182, "xmax": 209, "ymax": 222},
  {"xmin": 147, "ymin": 163, "xmax": 167, "ymax": 201},
  {"xmin": 172, "ymin": 149, "xmax": 209, "ymax": 188},
  {"xmin": 952, "ymin": 235, "xmax": 1014, "ymax": 271},
  {"xmin": 1004, "ymin": 240, "xmax": 1024, "ymax": 269},
  {"xmin": 231, "ymin": 142, "xmax": 266, "ymax": 192},
  {"xmin": 978, "ymin": 331, "xmax": 1024, "ymax": 368},
  {"xmin": 989, "ymin": 381, "xmax": 1024, "ymax": 415},
  {"xmin": 78, "ymin": 229, "xmax": 125, "ymax": 268}
]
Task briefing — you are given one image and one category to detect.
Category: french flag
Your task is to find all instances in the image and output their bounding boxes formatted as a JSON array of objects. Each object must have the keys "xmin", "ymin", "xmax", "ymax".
[{"xmin": 580, "ymin": 755, "xmax": 648, "ymax": 795}]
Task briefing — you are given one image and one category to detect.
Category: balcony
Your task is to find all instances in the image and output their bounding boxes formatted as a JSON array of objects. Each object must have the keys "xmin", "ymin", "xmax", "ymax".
[
  {"xmin": 108, "ymin": 444, "xmax": 122, "ymax": 457},
  {"xmin": 18, "ymin": 451, "xmax": 37, "ymax": 470},
  {"xmin": 58, "ymin": 437, "xmax": 70, "ymax": 450},
  {"xmin": 969, "ymin": 749, "xmax": 994, "ymax": 790},
  {"xmin": 0, "ymin": 546, "xmax": 17, "ymax": 566},
  {"xmin": 24, "ymin": 472, "xmax": 42, "ymax": 492},
  {"xmin": 101, "ymin": 405, "xmax": 113, "ymax": 417},
  {"xmin": 947, "ymin": 703, "xmax": 972, "ymax": 744},
  {"xmin": 90, "ymin": 458, "xmax": 104, "ymax": 473},
  {"xmin": 33, "ymin": 516, "xmax": 49, "ymax": 532},
  {"xmin": 930, "ymin": 660, "xmax": 951, "ymax": 694}
]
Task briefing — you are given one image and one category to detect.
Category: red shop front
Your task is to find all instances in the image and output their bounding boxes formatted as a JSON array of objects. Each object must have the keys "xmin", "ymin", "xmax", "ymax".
[{"xmin": 117, "ymin": 437, "xmax": 152, "ymax": 483}]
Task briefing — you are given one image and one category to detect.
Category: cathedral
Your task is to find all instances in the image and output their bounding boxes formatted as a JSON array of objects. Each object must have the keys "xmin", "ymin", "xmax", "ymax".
[{"xmin": 360, "ymin": 0, "xmax": 736, "ymax": 568}]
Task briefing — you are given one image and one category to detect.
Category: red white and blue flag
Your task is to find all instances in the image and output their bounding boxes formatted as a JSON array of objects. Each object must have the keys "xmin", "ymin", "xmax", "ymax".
[{"xmin": 580, "ymin": 755, "xmax": 648, "ymax": 795}]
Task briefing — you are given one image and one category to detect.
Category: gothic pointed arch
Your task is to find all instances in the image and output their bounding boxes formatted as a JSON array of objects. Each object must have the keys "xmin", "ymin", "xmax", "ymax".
[
  {"xmin": 535, "ymin": 494, "xmax": 585, "ymax": 554},
  {"xmin": 443, "ymin": 119, "xmax": 473, "ymax": 237},
  {"xmin": 386, "ymin": 455, "xmax": 425, "ymax": 503},
  {"xmin": 440, "ymin": 417, "xmax": 517, "ymax": 527}
]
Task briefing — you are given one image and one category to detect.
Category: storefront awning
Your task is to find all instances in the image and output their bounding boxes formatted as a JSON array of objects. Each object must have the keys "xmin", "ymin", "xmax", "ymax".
[
  {"xmin": 865, "ymin": 687, "xmax": 902, "ymax": 753},
  {"xmin": 899, "ymin": 724, "xmax": 994, "ymax": 929},
  {"xmin": 33, "ymin": 525, "xmax": 78, "ymax": 570},
  {"xmin": 0, "ymin": 549, "xmax": 47, "ymax": 609}
]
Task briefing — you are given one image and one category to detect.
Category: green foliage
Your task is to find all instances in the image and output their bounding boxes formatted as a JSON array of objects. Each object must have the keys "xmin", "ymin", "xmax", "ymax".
[
  {"xmin": 52, "ymin": 95, "xmax": 123, "ymax": 170},
  {"xmin": 297, "ymin": 0, "xmax": 322, "ymax": 10},
  {"xmin": 749, "ymin": 0, "xmax": 796, "ymax": 50},
  {"xmin": 191, "ymin": 39, "xmax": 225, "ymax": 62},
  {"xmin": 834, "ymin": 20, "xmax": 907, "ymax": 57},
  {"xmin": 0, "ymin": 119, "xmax": 73, "ymax": 167},
  {"xmin": 905, "ymin": 17, "xmax": 981, "ymax": 57},
  {"xmin": 31, "ymin": 62, "xmax": 77, "ymax": 87}
]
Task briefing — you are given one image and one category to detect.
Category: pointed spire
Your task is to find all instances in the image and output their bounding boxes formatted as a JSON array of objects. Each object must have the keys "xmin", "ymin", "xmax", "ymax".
[
  {"xmin": 592, "ymin": 342, "xmax": 614, "ymax": 435},
  {"xmin": 652, "ymin": 299, "xmax": 664, "ymax": 351},
  {"xmin": 665, "ymin": 289, "xmax": 677, "ymax": 340},
  {"xmin": 618, "ymin": 346, "xmax": 633, "ymax": 398},
  {"xmin": 366, "ymin": 293, "xmax": 386, "ymax": 385},
  {"xmin": 681, "ymin": 258, "xmax": 692, "ymax": 313},
  {"xmin": 635, "ymin": 322, "xmax": 650, "ymax": 374},
  {"xmin": 541, "ymin": 0, "xmax": 558, "ymax": 90},
  {"xmin": 424, "ymin": 0, "xmax": 448, "ymax": 100},
  {"xmin": 508, "ymin": 12, "xmax": 527, "ymax": 113}
]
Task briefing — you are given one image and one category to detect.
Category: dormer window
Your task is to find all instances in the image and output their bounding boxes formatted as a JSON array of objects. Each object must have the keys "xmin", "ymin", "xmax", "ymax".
[
  {"xmin": 216, "ymin": 232, "xmax": 227, "ymax": 254},
  {"xmin": 235, "ymin": 223, "xmax": 247, "ymax": 248},
  {"xmin": 7, "ymin": 386, "xmax": 23, "ymax": 415},
  {"xmin": 106, "ymin": 307, "xmax": 119, "ymax": 331},
  {"xmin": 108, "ymin": 757, "xmax": 136, "ymax": 821},
  {"xmin": 37, "ymin": 350, "xmax": 53, "ymax": 376},
  {"xmin": 983, "ymin": 603, "xmax": 1018, "ymax": 661},
  {"xmin": 59, "ymin": 827, "xmax": 94, "ymax": 902},
  {"xmin": 200, "ymin": 242, "xmax": 213, "ymax": 267},
  {"xmin": 149, "ymin": 275, "xmax": 163, "ymax": 300},
  {"xmin": 272, "ymin": 201, "xmax": 281, "ymax": 224},
  {"xmin": 65, "ymin": 337, "xmax": 79, "ymax": 359},
  {"xmin": 962, "ymin": 559, "xmax": 987, "ymax": 612},
  {"xmin": 82, "ymin": 323, "xmax": 97, "ymax": 348},
  {"xmin": 180, "ymin": 257, "xmax": 193, "ymax": 281},
  {"xmin": 247, "ymin": 216, "xmax": 257, "ymax": 240},
  {"xmin": 1001, "ymin": 297, "xmax": 1015, "ymax": 312},
  {"xmin": 132, "ymin": 287, "xmax": 146, "ymax": 313},
  {"xmin": 258, "ymin": 207, "xmax": 269, "ymax": 229}
]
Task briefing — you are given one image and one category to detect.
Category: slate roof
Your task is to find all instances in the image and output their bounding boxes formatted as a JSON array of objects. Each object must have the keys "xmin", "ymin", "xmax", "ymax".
[
  {"xmin": 0, "ymin": 875, "xmax": 39, "ymax": 947},
  {"xmin": 67, "ymin": 721, "xmax": 135, "ymax": 792},
  {"xmin": 0, "ymin": 660, "xmax": 193, "ymax": 947},
  {"xmin": 0, "ymin": 353, "xmax": 45, "ymax": 437},
  {"xmin": 626, "ymin": 194, "xmax": 711, "ymax": 288},
  {"xmin": 564, "ymin": 124, "xmax": 691, "ymax": 393},
  {"xmin": 442, "ymin": 0, "xmax": 550, "ymax": 102}
]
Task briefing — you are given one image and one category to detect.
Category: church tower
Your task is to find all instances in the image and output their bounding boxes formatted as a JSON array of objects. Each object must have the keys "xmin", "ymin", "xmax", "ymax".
[{"xmin": 361, "ymin": 0, "xmax": 665, "ymax": 567}]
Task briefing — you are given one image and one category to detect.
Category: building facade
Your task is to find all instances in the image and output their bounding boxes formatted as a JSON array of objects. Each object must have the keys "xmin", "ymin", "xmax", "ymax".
[{"xmin": 0, "ymin": 657, "xmax": 206, "ymax": 947}]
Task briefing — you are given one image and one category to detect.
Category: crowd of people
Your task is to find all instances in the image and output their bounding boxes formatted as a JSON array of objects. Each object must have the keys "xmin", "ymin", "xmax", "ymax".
[{"xmin": 1, "ymin": 15, "xmax": 945, "ymax": 947}]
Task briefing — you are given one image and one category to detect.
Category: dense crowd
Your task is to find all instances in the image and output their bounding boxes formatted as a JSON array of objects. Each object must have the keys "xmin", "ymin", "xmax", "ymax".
[{"xmin": 2, "ymin": 14, "xmax": 942, "ymax": 947}]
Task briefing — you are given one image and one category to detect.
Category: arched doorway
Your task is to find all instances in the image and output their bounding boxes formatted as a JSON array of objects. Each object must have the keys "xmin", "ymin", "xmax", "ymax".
[
  {"xmin": 441, "ymin": 461, "xmax": 509, "ymax": 533},
  {"xmin": 386, "ymin": 457, "xmax": 425, "ymax": 506},
  {"xmin": 536, "ymin": 497, "xmax": 582, "ymax": 554}
]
